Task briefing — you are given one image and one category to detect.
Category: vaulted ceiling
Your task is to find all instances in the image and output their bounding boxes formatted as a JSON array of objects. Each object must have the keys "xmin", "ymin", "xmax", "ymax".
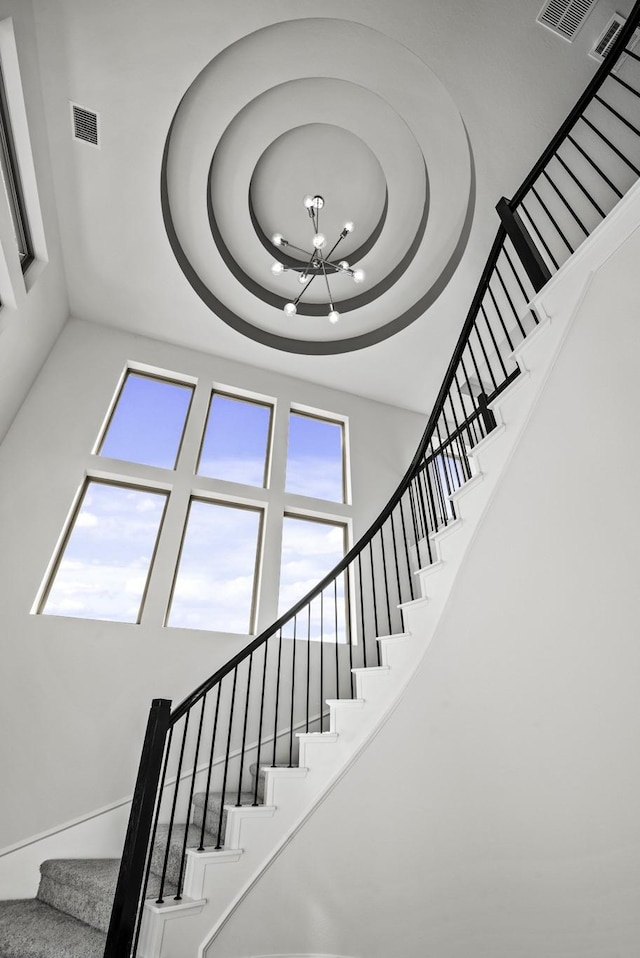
[{"xmin": 31, "ymin": 0, "xmax": 630, "ymax": 412}]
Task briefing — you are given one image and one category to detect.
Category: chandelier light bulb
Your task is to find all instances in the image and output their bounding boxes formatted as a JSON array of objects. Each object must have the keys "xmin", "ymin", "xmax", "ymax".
[
  {"xmin": 343, "ymin": 221, "xmax": 354, "ymax": 233},
  {"xmin": 271, "ymin": 261, "xmax": 285, "ymax": 275},
  {"xmin": 313, "ymin": 233, "xmax": 326, "ymax": 249},
  {"xmin": 298, "ymin": 273, "xmax": 308, "ymax": 284},
  {"xmin": 303, "ymin": 195, "xmax": 314, "ymax": 209},
  {"xmin": 311, "ymin": 195, "xmax": 324, "ymax": 210},
  {"xmin": 272, "ymin": 233, "xmax": 284, "ymax": 247},
  {"xmin": 328, "ymin": 310, "xmax": 340, "ymax": 324},
  {"xmin": 284, "ymin": 302, "xmax": 297, "ymax": 317},
  {"xmin": 352, "ymin": 268, "xmax": 365, "ymax": 284},
  {"xmin": 338, "ymin": 260, "xmax": 350, "ymax": 271}
]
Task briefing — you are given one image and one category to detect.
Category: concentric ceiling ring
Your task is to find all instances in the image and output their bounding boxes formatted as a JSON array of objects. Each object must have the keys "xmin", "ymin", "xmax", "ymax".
[{"xmin": 161, "ymin": 17, "xmax": 475, "ymax": 354}]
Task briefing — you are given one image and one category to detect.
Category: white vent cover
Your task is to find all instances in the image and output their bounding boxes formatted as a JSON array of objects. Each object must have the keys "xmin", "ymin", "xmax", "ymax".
[
  {"xmin": 590, "ymin": 13, "xmax": 640, "ymax": 69},
  {"xmin": 70, "ymin": 102, "xmax": 100, "ymax": 147},
  {"xmin": 537, "ymin": 0, "xmax": 598, "ymax": 40},
  {"xmin": 591, "ymin": 12, "xmax": 626, "ymax": 58}
]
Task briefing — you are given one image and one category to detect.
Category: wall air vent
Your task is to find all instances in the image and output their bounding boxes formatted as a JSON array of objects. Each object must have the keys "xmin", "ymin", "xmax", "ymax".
[
  {"xmin": 591, "ymin": 12, "xmax": 626, "ymax": 58},
  {"xmin": 537, "ymin": 0, "xmax": 598, "ymax": 41},
  {"xmin": 70, "ymin": 103, "xmax": 100, "ymax": 147},
  {"xmin": 590, "ymin": 14, "xmax": 640, "ymax": 70}
]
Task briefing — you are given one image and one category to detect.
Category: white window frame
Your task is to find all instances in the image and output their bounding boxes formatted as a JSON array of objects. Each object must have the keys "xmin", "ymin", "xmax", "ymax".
[{"xmin": 34, "ymin": 366, "xmax": 353, "ymax": 641}]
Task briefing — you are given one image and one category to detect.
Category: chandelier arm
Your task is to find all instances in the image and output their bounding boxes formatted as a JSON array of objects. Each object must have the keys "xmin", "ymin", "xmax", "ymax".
[
  {"xmin": 319, "ymin": 260, "xmax": 334, "ymax": 309},
  {"xmin": 325, "ymin": 233, "xmax": 346, "ymax": 261},
  {"xmin": 293, "ymin": 273, "xmax": 319, "ymax": 306},
  {"xmin": 281, "ymin": 242, "xmax": 314, "ymax": 259}
]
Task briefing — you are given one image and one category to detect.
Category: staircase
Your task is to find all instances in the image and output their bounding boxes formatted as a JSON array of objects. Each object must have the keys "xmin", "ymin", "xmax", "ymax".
[
  {"xmin": 0, "ymin": 180, "xmax": 636, "ymax": 949},
  {"xmin": 0, "ymin": 10, "xmax": 639, "ymax": 956}
]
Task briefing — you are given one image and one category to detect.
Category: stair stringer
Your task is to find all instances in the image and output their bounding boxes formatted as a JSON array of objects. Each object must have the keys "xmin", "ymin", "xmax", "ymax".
[{"xmin": 140, "ymin": 182, "xmax": 640, "ymax": 958}]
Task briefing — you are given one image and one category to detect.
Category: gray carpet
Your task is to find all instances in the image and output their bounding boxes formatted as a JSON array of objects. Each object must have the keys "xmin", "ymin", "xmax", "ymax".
[
  {"xmin": 0, "ymin": 898, "xmax": 105, "ymax": 958},
  {"xmin": 0, "ymin": 789, "xmax": 259, "ymax": 954}
]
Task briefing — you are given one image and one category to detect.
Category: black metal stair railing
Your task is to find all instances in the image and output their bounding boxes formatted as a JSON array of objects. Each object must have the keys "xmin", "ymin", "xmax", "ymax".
[{"xmin": 104, "ymin": 7, "xmax": 640, "ymax": 955}]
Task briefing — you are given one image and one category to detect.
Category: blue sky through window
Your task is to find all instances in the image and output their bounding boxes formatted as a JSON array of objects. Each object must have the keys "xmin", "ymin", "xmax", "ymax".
[
  {"xmin": 42, "ymin": 481, "xmax": 167, "ymax": 622},
  {"xmin": 278, "ymin": 515, "xmax": 347, "ymax": 642},
  {"xmin": 198, "ymin": 393, "xmax": 271, "ymax": 487},
  {"xmin": 99, "ymin": 373, "xmax": 193, "ymax": 470},
  {"xmin": 286, "ymin": 413, "xmax": 344, "ymax": 502},
  {"xmin": 168, "ymin": 500, "xmax": 262, "ymax": 633}
]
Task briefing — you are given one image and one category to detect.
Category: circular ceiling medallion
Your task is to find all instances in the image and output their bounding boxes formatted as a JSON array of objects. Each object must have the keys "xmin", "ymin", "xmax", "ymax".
[{"xmin": 161, "ymin": 18, "xmax": 474, "ymax": 354}]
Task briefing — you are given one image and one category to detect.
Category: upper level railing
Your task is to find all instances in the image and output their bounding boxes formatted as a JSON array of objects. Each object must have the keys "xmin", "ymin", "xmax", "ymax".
[{"xmin": 105, "ymin": 7, "xmax": 640, "ymax": 954}]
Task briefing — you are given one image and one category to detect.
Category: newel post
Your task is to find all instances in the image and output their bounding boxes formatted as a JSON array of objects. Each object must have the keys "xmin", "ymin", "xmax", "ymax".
[
  {"xmin": 496, "ymin": 196, "xmax": 552, "ymax": 293},
  {"xmin": 104, "ymin": 698, "xmax": 172, "ymax": 958}
]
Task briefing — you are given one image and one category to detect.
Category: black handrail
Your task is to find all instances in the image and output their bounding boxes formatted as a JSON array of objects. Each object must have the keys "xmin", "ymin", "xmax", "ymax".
[
  {"xmin": 105, "ymin": 12, "xmax": 640, "ymax": 954},
  {"xmin": 170, "ymin": 230, "xmax": 508, "ymax": 725}
]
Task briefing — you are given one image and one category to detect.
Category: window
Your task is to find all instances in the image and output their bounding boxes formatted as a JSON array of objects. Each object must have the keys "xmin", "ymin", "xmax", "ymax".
[
  {"xmin": 37, "ymin": 367, "xmax": 351, "ymax": 639},
  {"xmin": 39, "ymin": 480, "xmax": 168, "ymax": 623},
  {"xmin": 278, "ymin": 515, "xmax": 348, "ymax": 642},
  {"xmin": 285, "ymin": 410, "xmax": 345, "ymax": 502},
  {"xmin": 0, "ymin": 57, "xmax": 32, "ymax": 272},
  {"xmin": 98, "ymin": 370, "xmax": 194, "ymax": 469},
  {"xmin": 167, "ymin": 499, "xmax": 263, "ymax": 633},
  {"xmin": 197, "ymin": 392, "xmax": 272, "ymax": 487}
]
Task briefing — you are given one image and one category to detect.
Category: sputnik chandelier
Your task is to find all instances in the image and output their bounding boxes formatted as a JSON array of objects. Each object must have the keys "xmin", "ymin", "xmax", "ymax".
[{"xmin": 270, "ymin": 195, "xmax": 365, "ymax": 323}]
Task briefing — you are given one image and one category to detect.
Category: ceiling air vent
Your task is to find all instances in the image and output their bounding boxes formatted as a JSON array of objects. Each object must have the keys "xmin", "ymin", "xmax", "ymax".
[
  {"xmin": 70, "ymin": 103, "xmax": 100, "ymax": 147},
  {"xmin": 537, "ymin": 0, "xmax": 598, "ymax": 40}
]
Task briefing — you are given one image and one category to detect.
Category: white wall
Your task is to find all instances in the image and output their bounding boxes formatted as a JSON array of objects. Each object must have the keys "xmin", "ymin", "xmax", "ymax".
[
  {"xmin": 206, "ymin": 221, "xmax": 640, "ymax": 954},
  {"xmin": 0, "ymin": 317, "xmax": 424, "ymax": 853},
  {"xmin": 0, "ymin": 0, "xmax": 68, "ymax": 442}
]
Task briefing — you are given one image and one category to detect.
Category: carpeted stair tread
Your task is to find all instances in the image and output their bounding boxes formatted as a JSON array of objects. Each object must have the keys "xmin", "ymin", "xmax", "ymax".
[
  {"xmin": 37, "ymin": 857, "xmax": 178, "ymax": 933},
  {"xmin": 0, "ymin": 898, "xmax": 105, "ymax": 958},
  {"xmin": 38, "ymin": 858, "xmax": 119, "ymax": 934}
]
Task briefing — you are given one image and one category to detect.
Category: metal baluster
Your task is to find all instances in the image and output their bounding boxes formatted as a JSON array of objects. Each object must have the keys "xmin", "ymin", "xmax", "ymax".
[
  {"xmin": 389, "ymin": 508, "xmax": 403, "ymax": 614},
  {"xmin": 253, "ymin": 642, "xmax": 269, "ymax": 806},
  {"xmin": 216, "ymin": 670, "xmax": 238, "ymax": 849},
  {"xmin": 157, "ymin": 713, "xmax": 190, "ymax": 901},
  {"xmin": 369, "ymin": 540, "xmax": 379, "ymax": 640},
  {"xmin": 272, "ymin": 630, "xmax": 283, "ymax": 766},
  {"xmin": 472, "ymin": 319, "xmax": 499, "ymax": 392},
  {"xmin": 531, "ymin": 183, "xmax": 574, "ymax": 254},
  {"xmin": 198, "ymin": 687, "xmax": 221, "ymax": 848},
  {"xmin": 289, "ymin": 618, "xmax": 297, "ymax": 766},
  {"xmin": 582, "ymin": 109, "xmax": 640, "ymax": 175},
  {"xmin": 379, "ymin": 526, "xmax": 392, "ymax": 638},
  {"xmin": 479, "ymin": 302, "xmax": 510, "ymax": 379},
  {"xmin": 502, "ymin": 243, "xmax": 536, "ymax": 307},
  {"xmin": 541, "ymin": 169, "xmax": 589, "ymax": 237},
  {"xmin": 334, "ymin": 577, "xmax": 340, "ymax": 698},
  {"xmin": 320, "ymin": 591, "xmax": 324, "ymax": 730},
  {"xmin": 237, "ymin": 655, "xmax": 253, "ymax": 804},
  {"xmin": 486, "ymin": 280, "xmax": 516, "ymax": 351},
  {"xmin": 494, "ymin": 264, "xmax": 527, "ymax": 338},
  {"xmin": 567, "ymin": 133, "xmax": 623, "ymax": 199},
  {"xmin": 306, "ymin": 605, "xmax": 311, "ymax": 731},
  {"xmin": 175, "ymin": 695, "xmax": 208, "ymax": 898},
  {"xmin": 518, "ymin": 198, "xmax": 560, "ymax": 269},
  {"xmin": 358, "ymin": 552, "xmax": 368, "ymax": 668},
  {"xmin": 554, "ymin": 151, "xmax": 606, "ymax": 218},
  {"xmin": 399, "ymin": 493, "xmax": 415, "ymax": 600},
  {"xmin": 347, "ymin": 568, "xmax": 355, "ymax": 698}
]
